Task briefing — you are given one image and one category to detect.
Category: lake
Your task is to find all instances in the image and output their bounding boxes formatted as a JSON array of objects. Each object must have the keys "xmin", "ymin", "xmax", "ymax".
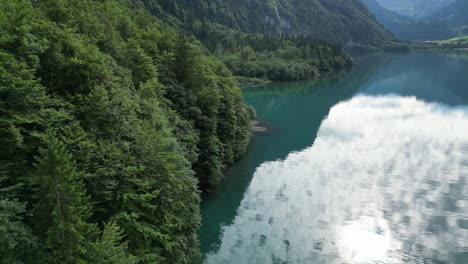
[{"xmin": 199, "ymin": 51, "xmax": 468, "ymax": 263}]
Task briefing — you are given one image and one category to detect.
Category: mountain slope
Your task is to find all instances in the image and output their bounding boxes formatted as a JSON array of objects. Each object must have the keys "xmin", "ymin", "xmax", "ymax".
[
  {"xmin": 145, "ymin": 0, "xmax": 394, "ymax": 46},
  {"xmin": 428, "ymin": 0, "xmax": 468, "ymax": 36},
  {"xmin": 377, "ymin": 0, "xmax": 455, "ymax": 18},
  {"xmin": 362, "ymin": 0, "xmax": 452, "ymax": 40},
  {"xmin": 136, "ymin": 0, "xmax": 354, "ymax": 83}
]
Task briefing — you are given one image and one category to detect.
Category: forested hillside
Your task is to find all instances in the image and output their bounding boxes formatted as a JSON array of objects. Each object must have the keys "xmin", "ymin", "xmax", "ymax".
[
  {"xmin": 0, "ymin": 0, "xmax": 252, "ymax": 263},
  {"xmin": 193, "ymin": 25, "xmax": 353, "ymax": 82},
  {"xmin": 138, "ymin": 0, "xmax": 354, "ymax": 82},
  {"xmin": 143, "ymin": 0, "xmax": 394, "ymax": 47}
]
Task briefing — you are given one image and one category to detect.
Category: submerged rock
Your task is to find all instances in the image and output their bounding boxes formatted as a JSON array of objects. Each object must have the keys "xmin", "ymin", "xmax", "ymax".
[{"xmin": 251, "ymin": 120, "xmax": 268, "ymax": 133}]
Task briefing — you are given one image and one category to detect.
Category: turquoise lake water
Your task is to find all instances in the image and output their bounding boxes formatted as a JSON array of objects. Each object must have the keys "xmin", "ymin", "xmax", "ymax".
[{"xmin": 200, "ymin": 51, "xmax": 468, "ymax": 263}]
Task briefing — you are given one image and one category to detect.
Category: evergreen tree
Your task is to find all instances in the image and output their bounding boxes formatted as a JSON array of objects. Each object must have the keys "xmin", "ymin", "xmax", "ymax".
[
  {"xmin": 90, "ymin": 222, "xmax": 136, "ymax": 264},
  {"xmin": 173, "ymin": 34, "xmax": 196, "ymax": 84},
  {"xmin": 0, "ymin": 51, "xmax": 68, "ymax": 192},
  {"xmin": 0, "ymin": 174, "xmax": 37, "ymax": 264},
  {"xmin": 0, "ymin": 199, "xmax": 37, "ymax": 264},
  {"xmin": 30, "ymin": 132, "xmax": 97, "ymax": 264},
  {"xmin": 0, "ymin": 0, "xmax": 282, "ymax": 262}
]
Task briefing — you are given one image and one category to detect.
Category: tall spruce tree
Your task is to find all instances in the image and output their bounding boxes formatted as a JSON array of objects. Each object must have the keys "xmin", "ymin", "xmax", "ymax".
[
  {"xmin": 0, "ymin": 199, "xmax": 37, "ymax": 264},
  {"xmin": 30, "ymin": 132, "xmax": 97, "ymax": 264},
  {"xmin": 90, "ymin": 222, "xmax": 136, "ymax": 264},
  {"xmin": 0, "ymin": 174, "xmax": 37, "ymax": 264}
]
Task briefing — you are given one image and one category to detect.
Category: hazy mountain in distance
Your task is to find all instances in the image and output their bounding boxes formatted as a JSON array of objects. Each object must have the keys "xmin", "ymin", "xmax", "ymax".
[
  {"xmin": 362, "ymin": 0, "xmax": 452, "ymax": 40},
  {"xmin": 376, "ymin": 0, "xmax": 455, "ymax": 18},
  {"xmin": 428, "ymin": 0, "xmax": 468, "ymax": 36}
]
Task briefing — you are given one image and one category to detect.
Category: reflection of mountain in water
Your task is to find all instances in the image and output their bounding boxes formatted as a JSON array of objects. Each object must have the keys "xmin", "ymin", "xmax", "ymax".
[
  {"xmin": 362, "ymin": 52, "xmax": 468, "ymax": 104},
  {"xmin": 205, "ymin": 96, "xmax": 468, "ymax": 264}
]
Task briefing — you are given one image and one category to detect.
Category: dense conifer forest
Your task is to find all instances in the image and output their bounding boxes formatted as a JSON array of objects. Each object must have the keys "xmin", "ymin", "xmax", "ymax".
[
  {"xmin": 193, "ymin": 25, "xmax": 353, "ymax": 82},
  {"xmin": 0, "ymin": 0, "xmax": 252, "ymax": 262},
  {"xmin": 143, "ymin": 0, "xmax": 393, "ymax": 46},
  {"xmin": 0, "ymin": 0, "xmax": 365, "ymax": 263},
  {"xmin": 139, "ymin": 0, "xmax": 356, "ymax": 82}
]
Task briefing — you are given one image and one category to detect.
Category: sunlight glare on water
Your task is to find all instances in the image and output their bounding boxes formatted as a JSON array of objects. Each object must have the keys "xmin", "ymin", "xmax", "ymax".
[
  {"xmin": 338, "ymin": 216, "xmax": 396, "ymax": 263},
  {"xmin": 204, "ymin": 95, "xmax": 468, "ymax": 264}
]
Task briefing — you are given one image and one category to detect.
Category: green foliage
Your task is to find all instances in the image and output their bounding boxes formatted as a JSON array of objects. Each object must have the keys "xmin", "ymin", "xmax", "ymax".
[
  {"xmin": 142, "ymin": 1, "xmax": 354, "ymax": 82},
  {"xmin": 0, "ymin": 0, "xmax": 253, "ymax": 263},
  {"xmin": 0, "ymin": 0, "xmax": 364, "ymax": 262},
  {"xmin": 0, "ymin": 161, "xmax": 35, "ymax": 264},
  {"xmin": 0, "ymin": 199, "xmax": 37, "ymax": 264},
  {"xmin": 0, "ymin": 50, "xmax": 69, "ymax": 190},
  {"xmin": 208, "ymin": 28, "xmax": 352, "ymax": 81},
  {"xmin": 90, "ymin": 222, "xmax": 137, "ymax": 264},
  {"xmin": 31, "ymin": 132, "xmax": 96, "ymax": 264},
  {"xmin": 144, "ymin": 0, "xmax": 393, "ymax": 46},
  {"xmin": 413, "ymin": 35, "xmax": 468, "ymax": 50}
]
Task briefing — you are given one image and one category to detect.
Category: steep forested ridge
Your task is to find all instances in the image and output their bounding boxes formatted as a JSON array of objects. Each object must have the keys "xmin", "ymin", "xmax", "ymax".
[
  {"xmin": 138, "ymin": 0, "xmax": 354, "ymax": 82},
  {"xmin": 195, "ymin": 26, "xmax": 353, "ymax": 82},
  {"xmin": 0, "ymin": 0, "xmax": 252, "ymax": 263},
  {"xmin": 145, "ymin": 0, "xmax": 393, "ymax": 46}
]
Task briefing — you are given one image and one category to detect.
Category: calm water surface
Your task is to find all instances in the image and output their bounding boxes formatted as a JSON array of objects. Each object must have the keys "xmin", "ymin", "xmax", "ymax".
[{"xmin": 200, "ymin": 52, "xmax": 468, "ymax": 263}]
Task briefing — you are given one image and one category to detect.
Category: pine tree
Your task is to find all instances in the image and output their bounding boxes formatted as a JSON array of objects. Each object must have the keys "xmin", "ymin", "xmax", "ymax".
[
  {"xmin": 90, "ymin": 222, "xmax": 136, "ymax": 264},
  {"xmin": 0, "ymin": 175, "xmax": 37, "ymax": 264},
  {"xmin": 0, "ymin": 51, "xmax": 66, "ymax": 192},
  {"xmin": 173, "ymin": 34, "xmax": 196, "ymax": 84},
  {"xmin": 30, "ymin": 132, "xmax": 97, "ymax": 264}
]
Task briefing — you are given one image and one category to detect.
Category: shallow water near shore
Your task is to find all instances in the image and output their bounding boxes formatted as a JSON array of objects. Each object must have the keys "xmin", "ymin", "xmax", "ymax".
[{"xmin": 199, "ymin": 51, "xmax": 468, "ymax": 263}]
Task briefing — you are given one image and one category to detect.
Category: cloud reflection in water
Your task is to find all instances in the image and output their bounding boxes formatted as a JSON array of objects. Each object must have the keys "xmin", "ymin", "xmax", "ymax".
[{"xmin": 205, "ymin": 96, "xmax": 468, "ymax": 264}]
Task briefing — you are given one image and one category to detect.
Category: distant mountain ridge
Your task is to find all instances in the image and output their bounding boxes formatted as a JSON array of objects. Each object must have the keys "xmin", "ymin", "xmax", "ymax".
[
  {"xmin": 145, "ymin": 0, "xmax": 394, "ymax": 46},
  {"xmin": 428, "ymin": 0, "xmax": 468, "ymax": 36},
  {"xmin": 376, "ymin": 0, "xmax": 455, "ymax": 18},
  {"xmin": 362, "ymin": 0, "xmax": 452, "ymax": 40}
]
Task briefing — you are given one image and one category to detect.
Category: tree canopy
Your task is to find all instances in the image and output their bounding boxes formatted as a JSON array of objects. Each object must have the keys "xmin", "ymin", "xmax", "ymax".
[
  {"xmin": 0, "ymin": 0, "xmax": 359, "ymax": 263},
  {"xmin": 0, "ymin": 0, "xmax": 251, "ymax": 262}
]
